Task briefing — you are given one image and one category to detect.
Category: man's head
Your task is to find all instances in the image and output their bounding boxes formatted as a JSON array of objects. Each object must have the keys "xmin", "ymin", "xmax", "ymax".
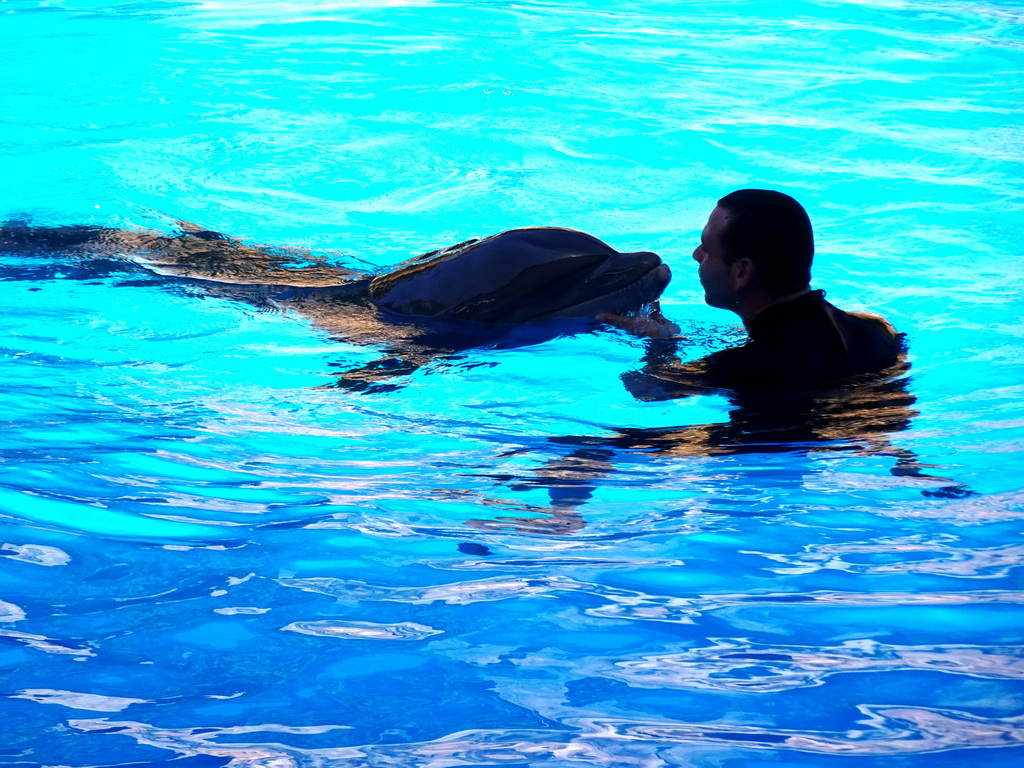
[{"xmin": 693, "ymin": 189, "xmax": 814, "ymax": 314}]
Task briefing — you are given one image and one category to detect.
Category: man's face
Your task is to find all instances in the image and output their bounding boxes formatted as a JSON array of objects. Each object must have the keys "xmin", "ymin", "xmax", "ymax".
[{"xmin": 692, "ymin": 206, "xmax": 736, "ymax": 310}]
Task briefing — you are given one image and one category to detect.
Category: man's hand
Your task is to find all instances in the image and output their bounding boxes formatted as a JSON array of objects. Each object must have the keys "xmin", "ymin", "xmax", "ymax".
[{"xmin": 597, "ymin": 303, "xmax": 681, "ymax": 339}]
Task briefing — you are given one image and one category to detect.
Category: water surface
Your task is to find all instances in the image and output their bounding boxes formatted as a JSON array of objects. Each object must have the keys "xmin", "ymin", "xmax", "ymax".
[{"xmin": 1, "ymin": 0, "xmax": 1023, "ymax": 765}]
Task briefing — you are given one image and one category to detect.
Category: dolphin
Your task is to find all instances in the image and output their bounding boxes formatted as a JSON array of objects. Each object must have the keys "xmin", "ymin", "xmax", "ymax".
[{"xmin": 0, "ymin": 221, "xmax": 674, "ymax": 390}]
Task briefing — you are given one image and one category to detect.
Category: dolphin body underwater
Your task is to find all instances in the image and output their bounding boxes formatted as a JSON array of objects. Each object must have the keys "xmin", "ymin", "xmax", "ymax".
[{"xmin": 0, "ymin": 221, "xmax": 673, "ymax": 390}]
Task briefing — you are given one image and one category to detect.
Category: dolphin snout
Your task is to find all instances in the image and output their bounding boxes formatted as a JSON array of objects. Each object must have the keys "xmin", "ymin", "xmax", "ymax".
[{"xmin": 653, "ymin": 263, "xmax": 672, "ymax": 295}]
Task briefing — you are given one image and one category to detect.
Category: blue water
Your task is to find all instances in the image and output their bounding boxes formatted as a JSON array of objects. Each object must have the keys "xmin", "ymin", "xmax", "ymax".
[{"xmin": 2, "ymin": 0, "xmax": 1023, "ymax": 765}]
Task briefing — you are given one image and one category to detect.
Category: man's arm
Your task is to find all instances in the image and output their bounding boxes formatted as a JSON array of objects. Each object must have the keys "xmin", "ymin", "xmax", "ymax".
[{"xmin": 615, "ymin": 332, "xmax": 737, "ymax": 401}]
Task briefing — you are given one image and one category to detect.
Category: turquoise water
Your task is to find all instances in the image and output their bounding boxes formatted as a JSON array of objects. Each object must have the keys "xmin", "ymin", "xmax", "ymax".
[{"xmin": 1, "ymin": 0, "xmax": 1023, "ymax": 765}]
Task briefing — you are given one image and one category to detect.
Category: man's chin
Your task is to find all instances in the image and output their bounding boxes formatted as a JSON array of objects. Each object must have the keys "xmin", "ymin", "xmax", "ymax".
[{"xmin": 703, "ymin": 293, "xmax": 734, "ymax": 311}]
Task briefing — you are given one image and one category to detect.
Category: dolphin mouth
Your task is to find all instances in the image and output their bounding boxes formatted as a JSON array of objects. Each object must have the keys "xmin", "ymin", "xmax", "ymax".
[{"xmin": 525, "ymin": 260, "xmax": 672, "ymax": 323}]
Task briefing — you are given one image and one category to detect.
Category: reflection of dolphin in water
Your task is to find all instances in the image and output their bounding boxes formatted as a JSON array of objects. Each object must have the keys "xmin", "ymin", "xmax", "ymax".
[{"xmin": 0, "ymin": 221, "xmax": 672, "ymax": 390}]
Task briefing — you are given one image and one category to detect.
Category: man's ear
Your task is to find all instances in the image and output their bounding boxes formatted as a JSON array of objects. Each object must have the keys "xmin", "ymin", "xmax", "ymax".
[{"xmin": 730, "ymin": 257, "xmax": 756, "ymax": 290}]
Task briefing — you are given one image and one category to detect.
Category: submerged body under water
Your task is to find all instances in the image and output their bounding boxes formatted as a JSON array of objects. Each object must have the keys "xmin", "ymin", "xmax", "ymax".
[{"xmin": 1, "ymin": 0, "xmax": 1022, "ymax": 766}]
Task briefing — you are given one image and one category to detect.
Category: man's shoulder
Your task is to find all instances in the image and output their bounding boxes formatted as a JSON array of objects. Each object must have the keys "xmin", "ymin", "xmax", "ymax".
[
  {"xmin": 844, "ymin": 309, "xmax": 901, "ymax": 340},
  {"xmin": 827, "ymin": 301, "xmax": 906, "ymax": 359},
  {"xmin": 756, "ymin": 291, "xmax": 902, "ymax": 346},
  {"xmin": 718, "ymin": 294, "xmax": 904, "ymax": 385}
]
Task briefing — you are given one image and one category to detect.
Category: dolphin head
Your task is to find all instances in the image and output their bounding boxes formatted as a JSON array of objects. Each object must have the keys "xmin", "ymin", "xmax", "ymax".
[{"xmin": 367, "ymin": 228, "xmax": 671, "ymax": 325}]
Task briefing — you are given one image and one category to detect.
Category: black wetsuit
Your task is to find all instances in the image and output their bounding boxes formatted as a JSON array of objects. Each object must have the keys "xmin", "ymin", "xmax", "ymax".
[{"xmin": 631, "ymin": 290, "xmax": 905, "ymax": 398}]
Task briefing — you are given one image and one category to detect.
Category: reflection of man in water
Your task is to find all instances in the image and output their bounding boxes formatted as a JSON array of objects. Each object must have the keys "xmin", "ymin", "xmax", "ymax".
[
  {"xmin": 616, "ymin": 189, "xmax": 904, "ymax": 396},
  {"xmin": 467, "ymin": 190, "xmax": 970, "ymax": 536}
]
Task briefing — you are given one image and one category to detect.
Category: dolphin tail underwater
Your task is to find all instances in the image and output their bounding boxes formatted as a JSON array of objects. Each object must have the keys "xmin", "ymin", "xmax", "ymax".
[{"xmin": 0, "ymin": 219, "xmax": 676, "ymax": 391}]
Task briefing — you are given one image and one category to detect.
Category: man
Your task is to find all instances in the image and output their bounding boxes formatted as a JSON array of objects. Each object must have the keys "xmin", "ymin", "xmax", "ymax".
[
  {"xmin": 479, "ymin": 190, "xmax": 968, "ymax": 531},
  {"xmin": 613, "ymin": 189, "xmax": 905, "ymax": 397}
]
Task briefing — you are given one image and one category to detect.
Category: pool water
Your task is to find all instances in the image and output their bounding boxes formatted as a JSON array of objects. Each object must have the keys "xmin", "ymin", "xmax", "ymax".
[{"xmin": 1, "ymin": 0, "xmax": 1023, "ymax": 765}]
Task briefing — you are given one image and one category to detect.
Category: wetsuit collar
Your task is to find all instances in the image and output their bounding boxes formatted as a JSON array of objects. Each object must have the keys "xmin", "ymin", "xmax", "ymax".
[{"xmin": 742, "ymin": 287, "xmax": 817, "ymax": 330}]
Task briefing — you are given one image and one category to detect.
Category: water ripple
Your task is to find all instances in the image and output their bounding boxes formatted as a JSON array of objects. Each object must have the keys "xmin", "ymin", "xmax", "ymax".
[
  {"xmin": 10, "ymin": 689, "xmax": 148, "ymax": 713},
  {"xmin": 0, "ymin": 541, "xmax": 71, "ymax": 566},
  {"xmin": 0, "ymin": 629, "xmax": 94, "ymax": 657},
  {"xmin": 572, "ymin": 706, "xmax": 1024, "ymax": 756},
  {"xmin": 438, "ymin": 556, "xmax": 687, "ymax": 570},
  {"xmin": 279, "ymin": 574, "xmax": 1024, "ymax": 624},
  {"xmin": 278, "ymin": 574, "xmax": 585, "ymax": 606},
  {"xmin": 0, "ymin": 600, "xmax": 25, "ymax": 622},
  {"xmin": 68, "ymin": 705, "xmax": 1024, "ymax": 763},
  {"xmin": 605, "ymin": 638, "xmax": 1024, "ymax": 693},
  {"xmin": 282, "ymin": 619, "xmax": 442, "ymax": 641},
  {"xmin": 750, "ymin": 535, "xmax": 1024, "ymax": 578}
]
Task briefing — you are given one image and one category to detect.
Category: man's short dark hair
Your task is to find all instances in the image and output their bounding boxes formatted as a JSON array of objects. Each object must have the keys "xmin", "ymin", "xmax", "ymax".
[{"xmin": 717, "ymin": 189, "xmax": 814, "ymax": 295}]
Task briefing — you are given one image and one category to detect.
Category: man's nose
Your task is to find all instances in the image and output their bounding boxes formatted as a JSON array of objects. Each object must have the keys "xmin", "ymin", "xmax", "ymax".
[{"xmin": 692, "ymin": 247, "xmax": 703, "ymax": 262}]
